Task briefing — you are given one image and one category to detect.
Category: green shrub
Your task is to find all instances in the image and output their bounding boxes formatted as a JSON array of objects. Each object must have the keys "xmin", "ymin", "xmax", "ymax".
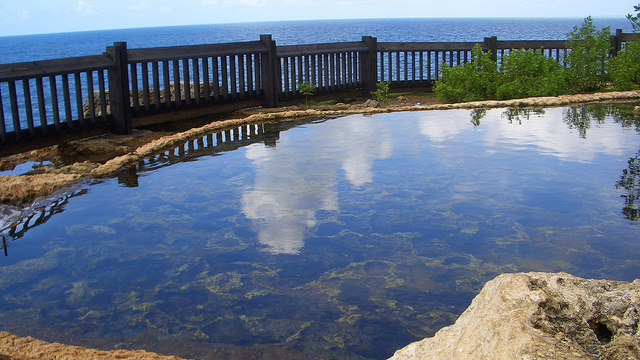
[
  {"xmin": 371, "ymin": 81, "xmax": 391, "ymax": 106},
  {"xmin": 496, "ymin": 49, "xmax": 569, "ymax": 100},
  {"xmin": 298, "ymin": 82, "xmax": 317, "ymax": 105},
  {"xmin": 610, "ymin": 39, "xmax": 640, "ymax": 90},
  {"xmin": 435, "ymin": 44, "xmax": 498, "ymax": 102},
  {"xmin": 565, "ymin": 16, "xmax": 612, "ymax": 93}
]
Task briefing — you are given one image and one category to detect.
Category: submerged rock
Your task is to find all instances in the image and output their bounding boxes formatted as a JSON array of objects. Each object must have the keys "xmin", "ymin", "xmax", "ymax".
[{"xmin": 388, "ymin": 272, "xmax": 640, "ymax": 360}]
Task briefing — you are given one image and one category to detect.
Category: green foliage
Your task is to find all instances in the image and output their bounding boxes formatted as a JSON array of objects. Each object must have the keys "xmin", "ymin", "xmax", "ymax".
[
  {"xmin": 434, "ymin": 44, "xmax": 498, "ymax": 102},
  {"xmin": 371, "ymin": 81, "xmax": 391, "ymax": 106},
  {"xmin": 298, "ymin": 82, "xmax": 317, "ymax": 105},
  {"xmin": 496, "ymin": 49, "xmax": 569, "ymax": 100},
  {"xmin": 610, "ymin": 39, "xmax": 640, "ymax": 90},
  {"xmin": 628, "ymin": 3, "xmax": 640, "ymax": 32},
  {"xmin": 565, "ymin": 16, "xmax": 612, "ymax": 93}
]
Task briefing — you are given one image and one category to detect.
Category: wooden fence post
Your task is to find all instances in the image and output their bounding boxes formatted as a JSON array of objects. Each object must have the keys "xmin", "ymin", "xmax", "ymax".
[
  {"xmin": 483, "ymin": 36, "xmax": 498, "ymax": 62},
  {"xmin": 361, "ymin": 36, "xmax": 378, "ymax": 96},
  {"xmin": 260, "ymin": 35, "xmax": 279, "ymax": 108},
  {"xmin": 106, "ymin": 42, "xmax": 132, "ymax": 134},
  {"xmin": 611, "ymin": 29, "xmax": 623, "ymax": 56}
]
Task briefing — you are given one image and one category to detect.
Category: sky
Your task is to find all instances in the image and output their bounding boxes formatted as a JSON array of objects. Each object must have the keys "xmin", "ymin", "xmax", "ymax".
[{"xmin": 0, "ymin": 0, "xmax": 636, "ymax": 37}]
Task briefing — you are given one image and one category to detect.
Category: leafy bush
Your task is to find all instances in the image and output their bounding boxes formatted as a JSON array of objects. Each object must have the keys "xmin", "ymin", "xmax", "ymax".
[
  {"xmin": 371, "ymin": 81, "xmax": 391, "ymax": 106},
  {"xmin": 610, "ymin": 39, "xmax": 640, "ymax": 90},
  {"xmin": 565, "ymin": 16, "xmax": 612, "ymax": 93},
  {"xmin": 434, "ymin": 44, "xmax": 498, "ymax": 102},
  {"xmin": 298, "ymin": 82, "xmax": 317, "ymax": 105},
  {"xmin": 496, "ymin": 49, "xmax": 569, "ymax": 100}
]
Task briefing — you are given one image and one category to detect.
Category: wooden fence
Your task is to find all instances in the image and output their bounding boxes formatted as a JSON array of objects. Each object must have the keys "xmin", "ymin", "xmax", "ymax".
[{"xmin": 0, "ymin": 30, "xmax": 635, "ymax": 153}]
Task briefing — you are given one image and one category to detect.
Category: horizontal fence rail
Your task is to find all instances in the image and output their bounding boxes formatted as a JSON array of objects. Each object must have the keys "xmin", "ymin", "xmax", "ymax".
[{"xmin": 0, "ymin": 30, "xmax": 636, "ymax": 152}]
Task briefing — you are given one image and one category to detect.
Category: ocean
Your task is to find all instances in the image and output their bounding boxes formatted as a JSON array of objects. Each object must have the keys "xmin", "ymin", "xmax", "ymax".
[{"xmin": 0, "ymin": 18, "xmax": 635, "ymax": 65}]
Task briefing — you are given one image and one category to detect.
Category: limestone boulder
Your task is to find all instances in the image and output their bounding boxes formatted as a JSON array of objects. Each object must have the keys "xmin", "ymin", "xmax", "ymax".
[{"xmin": 389, "ymin": 272, "xmax": 640, "ymax": 360}]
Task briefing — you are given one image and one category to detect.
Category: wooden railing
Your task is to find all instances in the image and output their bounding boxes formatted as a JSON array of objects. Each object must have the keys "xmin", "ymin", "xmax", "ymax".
[{"xmin": 0, "ymin": 31, "xmax": 636, "ymax": 153}]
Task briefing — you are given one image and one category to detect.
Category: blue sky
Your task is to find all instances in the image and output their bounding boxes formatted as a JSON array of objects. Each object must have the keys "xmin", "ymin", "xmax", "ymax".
[{"xmin": 0, "ymin": 0, "xmax": 636, "ymax": 36}]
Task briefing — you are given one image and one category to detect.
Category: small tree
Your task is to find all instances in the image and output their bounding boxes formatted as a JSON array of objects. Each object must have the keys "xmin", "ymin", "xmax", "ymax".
[
  {"xmin": 298, "ymin": 82, "xmax": 317, "ymax": 106},
  {"xmin": 610, "ymin": 39, "xmax": 640, "ymax": 90},
  {"xmin": 371, "ymin": 81, "xmax": 391, "ymax": 106},
  {"xmin": 565, "ymin": 16, "xmax": 612, "ymax": 93}
]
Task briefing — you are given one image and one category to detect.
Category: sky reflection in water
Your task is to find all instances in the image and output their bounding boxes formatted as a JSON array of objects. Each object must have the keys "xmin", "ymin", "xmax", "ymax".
[{"xmin": 0, "ymin": 104, "xmax": 639, "ymax": 360}]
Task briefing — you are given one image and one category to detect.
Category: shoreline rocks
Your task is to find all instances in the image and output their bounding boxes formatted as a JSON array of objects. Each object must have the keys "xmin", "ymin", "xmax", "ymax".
[{"xmin": 388, "ymin": 272, "xmax": 640, "ymax": 360}]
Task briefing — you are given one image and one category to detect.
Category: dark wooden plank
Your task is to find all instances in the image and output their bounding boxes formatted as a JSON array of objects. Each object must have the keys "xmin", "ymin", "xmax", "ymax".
[
  {"xmin": 202, "ymin": 57, "xmax": 211, "ymax": 102},
  {"xmin": 419, "ymin": 51, "xmax": 424, "ymax": 81},
  {"xmin": 254, "ymin": 54, "xmax": 262, "ymax": 96},
  {"xmin": 311, "ymin": 55, "xmax": 317, "ymax": 86},
  {"xmin": 221, "ymin": 56, "xmax": 228, "ymax": 101},
  {"xmin": 497, "ymin": 40, "xmax": 566, "ymax": 49},
  {"xmin": 141, "ymin": 62, "xmax": 151, "ymax": 111},
  {"xmin": 183, "ymin": 59, "xmax": 191, "ymax": 105},
  {"xmin": 49, "ymin": 76, "xmax": 61, "ymax": 129},
  {"xmin": 403, "ymin": 52, "xmax": 408, "ymax": 82},
  {"xmin": 434, "ymin": 52, "xmax": 439, "ymax": 80},
  {"xmin": 331, "ymin": 53, "xmax": 337, "ymax": 91},
  {"xmin": 127, "ymin": 41, "xmax": 266, "ymax": 62},
  {"xmin": 162, "ymin": 61, "xmax": 170, "ymax": 107},
  {"xmin": 277, "ymin": 41, "xmax": 368, "ymax": 56},
  {"xmin": 323, "ymin": 53, "xmax": 329, "ymax": 92},
  {"xmin": 283, "ymin": 57, "xmax": 290, "ymax": 97},
  {"xmin": 74, "ymin": 72, "xmax": 85, "ymax": 126},
  {"xmin": 61, "ymin": 75, "xmax": 73, "ymax": 128},
  {"xmin": 341, "ymin": 52, "xmax": 347, "ymax": 89},
  {"xmin": 229, "ymin": 55, "xmax": 237, "ymax": 100},
  {"xmin": 98, "ymin": 70, "xmax": 107, "ymax": 121},
  {"xmin": 152, "ymin": 61, "xmax": 161, "ymax": 109},
  {"xmin": 8, "ymin": 80, "xmax": 21, "ymax": 138},
  {"xmin": 35, "ymin": 77, "xmax": 48, "ymax": 133},
  {"xmin": 395, "ymin": 52, "xmax": 400, "ymax": 83},
  {"xmin": 304, "ymin": 55, "xmax": 310, "ymax": 84},
  {"xmin": 173, "ymin": 60, "xmax": 181, "ymax": 105},
  {"xmin": 353, "ymin": 51, "xmax": 359, "ymax": 85},
  {"xmin": 0, "ymin": 86, "xmax": 5, "ymax": 142},
  {"xmin": 297, "ymin": 55, "xmax": 304, "ymax": 85},
  {"xmin": 212, "ymin": 57, "xmax": 220, "ymax": 100},
  {"xmin": 22, "ymin": 79, "xmax": 35, "ymax": 135},
  {"xmin": 0, "ymin": 54, "xmax": 113, "ymax": 81},
  {"xmin": 86, "ymin": 71, "xmax": 96, "ymax": 124},
  {"xmin": 130, "ymin": 63, "xmax": 139, "ymax": 109},
  {"xmin": 347, "ymin": 51, "xmax": 356, "ymax": 89},
  {"xmin": 246, "ymin": 54, "xmax": 253, "ymax": 95},
  {"xmin": 193, "ymin": 58, "xmax": 201, "ymax": 103},
  {"xmin": 238, "ymin": 54, "xmax": 245, "ymax": 99},
  {"xmin": 427, "ymin": 51, "xmax": 431, "ymax": 80}
]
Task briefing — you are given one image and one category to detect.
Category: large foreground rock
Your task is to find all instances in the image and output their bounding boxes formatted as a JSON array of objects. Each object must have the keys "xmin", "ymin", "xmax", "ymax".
[{"xmin": 389, "ymin": 272, "xmax": 640, "ymax": 360}]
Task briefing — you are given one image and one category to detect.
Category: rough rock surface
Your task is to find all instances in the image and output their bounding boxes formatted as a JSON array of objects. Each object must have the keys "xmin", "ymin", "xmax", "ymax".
[
  {"xmin": 389, "ymin": 272, "xmax": 640, "ymax": 360},
  {"xmin": 0, "ymin": 331, "xmax": 187, "ymax": 360}
]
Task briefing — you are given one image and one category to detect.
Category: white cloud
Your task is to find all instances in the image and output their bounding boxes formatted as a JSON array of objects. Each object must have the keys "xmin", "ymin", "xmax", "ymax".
[
  {"xmin": 76, "ymin": 0, "xmax": 92, "ymax": 14},
  {"xmin": 241, "ymin": 116, "xmax": 392, "ymax": 254}
]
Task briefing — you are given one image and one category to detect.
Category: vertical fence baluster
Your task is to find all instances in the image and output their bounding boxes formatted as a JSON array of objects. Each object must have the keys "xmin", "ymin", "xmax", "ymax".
[
  {"xmin": 162, "ymin": 61, "xmax": 170, "ymax": 107},
  {"xmin": 0, "ymin": 86, "xmax": 6, "ymax": 142},
  {"xmin": 49, "ymin": 76, "xmax": 60, "ymax": 130},
  {"xmin": 22, "ymin": 79, "xmax": 35, "ymax": 136},
  {"xmin": 74, "ymin": 72, "xmax": 84, "ymax": 126},
  {"xmin": 9, "ymin": 81, "xmax": 21, "ymax": 140},
  {"xmin": 238, "ymin": 54, "xmax": 245, "ymax": 99},
  {"xmin": 61, "ymin": 74, "xmax": 73, "ymax": 129},
  {"xmin": 142, "ymin": 62, "xmax": 150, "ymax": 111},
  {"xmin": 86, "ymin": 71, "xmax": 96, "ymax": 125},
  {"xmin": 131, "ymin": 64, "xmax": 139, "ymax": 110},
  {"xmin": 202, "ymin": 57, "xmax": 211, "ymax": 102},
  {"xmin": 212, "ymin": 57, "xmax": 220, "ymax": 100},
  {"xmin": 221, "ymin": 56, "xmax": 228, "ymax": 101},
  {"xmin": 173, "ymin": 59, "xmax": 181, "ymax": 105},
  {"xmin": 193, "ymin": 58, "xmax": 201, "ymax": 103},
  {"xmin": 152, "ymin": 61, "xmax": 160, "ymax": 109},
  {"xmin": 183, "ymin": 59, "xmax": 191, "ymax": 105},
  {"xmin": 98, "ymin": 70, "xmax": 107, "ymax": 120}
]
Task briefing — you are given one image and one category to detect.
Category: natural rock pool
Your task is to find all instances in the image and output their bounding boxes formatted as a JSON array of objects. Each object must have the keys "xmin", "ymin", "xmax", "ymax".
[{"xmin": 1, "ymin": 103, "xmax": 639, "ymax": 360}]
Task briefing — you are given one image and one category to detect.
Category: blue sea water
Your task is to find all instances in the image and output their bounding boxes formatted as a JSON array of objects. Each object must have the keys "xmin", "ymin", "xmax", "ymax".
[{"xmin": 0, "ymin": 18, "xmax": 635, "ymax": 64}]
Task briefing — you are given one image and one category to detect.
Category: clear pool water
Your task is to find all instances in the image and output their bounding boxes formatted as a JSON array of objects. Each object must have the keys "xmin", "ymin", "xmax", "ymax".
[{"xmin": 1, "ymin": 103, "xmax": 639, "ymax": 359}]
